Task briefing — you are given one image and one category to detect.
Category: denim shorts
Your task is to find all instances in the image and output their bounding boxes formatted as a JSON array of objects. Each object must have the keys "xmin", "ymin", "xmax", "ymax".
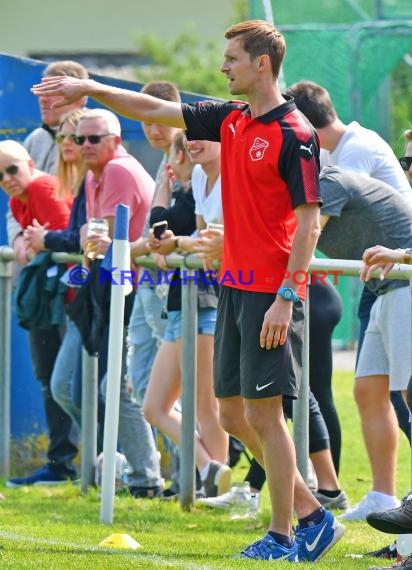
[{"xmin": 163, "ymin": 308, "xmax": 216, "ymax": 342}]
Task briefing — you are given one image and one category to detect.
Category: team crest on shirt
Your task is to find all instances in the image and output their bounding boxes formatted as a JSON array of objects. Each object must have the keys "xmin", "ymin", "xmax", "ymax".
[{"xmin": 249, "ymin": 137, "xmax": 269, "ymax": 161}]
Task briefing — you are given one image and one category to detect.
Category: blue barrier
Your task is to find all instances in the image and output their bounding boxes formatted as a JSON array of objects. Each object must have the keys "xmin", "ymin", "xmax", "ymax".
[{"xmin": 0, "ymin": 52, "xmax": 211, "ymax": 439}]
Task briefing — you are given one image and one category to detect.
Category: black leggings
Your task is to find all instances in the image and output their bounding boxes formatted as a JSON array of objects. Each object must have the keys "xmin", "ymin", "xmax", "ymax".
[
  {"xmin": 245, "ymin": 280, "xmax": 343, "ymax": 491},
  {"xmin": 309, "ymin": 279, "xmax": 343, "ymax": 474}
]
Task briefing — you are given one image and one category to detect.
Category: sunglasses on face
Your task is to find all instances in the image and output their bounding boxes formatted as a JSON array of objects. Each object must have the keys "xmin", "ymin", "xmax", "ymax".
[
  {"xmin": 55, "ymin": 133, "xmax": 77, "ymax": 144},
  {"xmin": 74, "ymin": 133, "xmax": 114, "ymax": 146},
  {"xmin": 399, "ymin": 156, "xmax": 412, "ymax": 171},
  {"xmin": 0, "ymin": 164, "xmax": 19, "ymax": 182}
]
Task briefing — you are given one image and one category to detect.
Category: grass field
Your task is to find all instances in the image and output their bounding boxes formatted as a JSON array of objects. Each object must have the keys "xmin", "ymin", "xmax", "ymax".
[{"xmin": 0, "ymin": 369, "xmax": 410, "ymax": 569}]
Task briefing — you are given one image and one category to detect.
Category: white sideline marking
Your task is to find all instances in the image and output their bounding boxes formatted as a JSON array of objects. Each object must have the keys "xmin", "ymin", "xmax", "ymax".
[{"xmin": 0, "ymin": 530, "xmax": 212, "ymax": 569}]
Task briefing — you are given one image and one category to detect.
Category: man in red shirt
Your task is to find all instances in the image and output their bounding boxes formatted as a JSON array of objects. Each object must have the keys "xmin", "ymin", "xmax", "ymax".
[{"xmin": 32, "ymin": 20, "xmax": 345, "ymax": 561}]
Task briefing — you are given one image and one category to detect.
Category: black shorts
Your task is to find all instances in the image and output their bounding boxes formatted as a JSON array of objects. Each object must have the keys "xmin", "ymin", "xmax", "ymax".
[{"xmin": 213, "ymin": 286, "xmax": 304, "ymax": 400}]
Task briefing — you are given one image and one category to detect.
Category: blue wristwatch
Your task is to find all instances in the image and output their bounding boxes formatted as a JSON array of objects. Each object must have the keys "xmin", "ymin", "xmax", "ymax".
[{"xmin": 277, "ymin": 287, "xmax": 300, "ymax": 303}]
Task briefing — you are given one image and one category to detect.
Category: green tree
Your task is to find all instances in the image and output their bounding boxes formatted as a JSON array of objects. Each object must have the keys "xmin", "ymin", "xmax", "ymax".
[
  {"xmin": 133, "ymin": 24, "xmax": 228, "ymax": 99},
  {"xmin": 133, "ymin": 0, "xmax": 249, "ymax": 99},
  {"xmin": 390, "ymin": 55, "xmax": 412, "ymax": 156}
]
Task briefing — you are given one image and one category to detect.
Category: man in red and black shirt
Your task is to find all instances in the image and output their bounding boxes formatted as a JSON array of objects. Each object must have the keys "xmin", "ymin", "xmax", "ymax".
[{"xmin": 32, "ymin": 19, "xmax": 345, "ymax": 562}]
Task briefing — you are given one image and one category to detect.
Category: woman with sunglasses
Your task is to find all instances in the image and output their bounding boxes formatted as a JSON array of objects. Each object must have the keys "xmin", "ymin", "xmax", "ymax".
[
  {"xmin": 0, "ymin": 138, "xmax": 77, "ymax": 487},
  {"xmin": 24, "ymin": 109, "xmax": 87, "ymax": 254}
]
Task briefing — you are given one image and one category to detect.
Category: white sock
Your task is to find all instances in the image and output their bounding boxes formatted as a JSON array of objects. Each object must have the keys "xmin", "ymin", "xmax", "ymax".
[
  {"xmin": 370, "ymin": 491, "xmax": 398, "ymax": 505},
  {"xmin": 199, "ymin": 462, "xmax": 211, "ymax": 481}
]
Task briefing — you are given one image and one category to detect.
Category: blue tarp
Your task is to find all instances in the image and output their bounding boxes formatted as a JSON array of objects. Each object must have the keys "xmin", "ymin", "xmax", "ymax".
[{"xmin": 0, "ymin": 52, "xmax": 206, "ymax": 437}]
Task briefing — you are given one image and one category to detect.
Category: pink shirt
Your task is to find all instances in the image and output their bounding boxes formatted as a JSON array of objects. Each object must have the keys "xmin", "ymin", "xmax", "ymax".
[{"xmin": 85, "ymin": 146, "xmax": 154, "ymax": 241}]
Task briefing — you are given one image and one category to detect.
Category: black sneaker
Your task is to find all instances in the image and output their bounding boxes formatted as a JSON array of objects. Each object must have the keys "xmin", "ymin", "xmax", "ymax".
[
  {"xmin": 128, "ymin": 485, "xmax": 161, "ymax": 498},
  {"xmin": 366, "ymin": 541, "xmax": 398, "ymax": 560},
  {"xmin": 367, "ymin": 495, "xmax": 412, "ymax": 534},
  {"xmin": 160, "ymin": 484, "xmax": 179, "ymax": 501}
]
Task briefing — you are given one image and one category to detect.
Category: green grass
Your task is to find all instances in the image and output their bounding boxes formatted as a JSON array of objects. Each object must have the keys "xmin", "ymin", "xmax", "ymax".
[{"xmin": 0, "ymin": 370, "xmax": 410, "ymax": 568}]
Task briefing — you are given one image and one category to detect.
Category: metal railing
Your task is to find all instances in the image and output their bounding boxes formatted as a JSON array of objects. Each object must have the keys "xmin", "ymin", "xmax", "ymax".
[{"xmin": 1, "ymin": 246, "xmax": 412, "ymax": 511}]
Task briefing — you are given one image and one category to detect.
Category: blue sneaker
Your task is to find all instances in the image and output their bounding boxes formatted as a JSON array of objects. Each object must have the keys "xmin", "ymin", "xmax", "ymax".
[
  {"xmin": 241, "ymin": 533, "xmax": 298, "ymax": 561},
  {"xmin": 295, "ymin": 509, "xmax": 345, "ymax": 562},
  {"xmin": 6, "ymin": 464, "xmax": 73, "ymax": 487}
]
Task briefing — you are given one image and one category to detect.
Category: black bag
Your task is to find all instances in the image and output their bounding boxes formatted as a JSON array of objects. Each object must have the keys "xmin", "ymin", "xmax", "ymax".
[
  {"xmin": 15, "ymin": 251, "xmax": 67, "ymax": 330},
  {"xmin": 66, "ymin": 259, "xmax": 135, "ymax": 356}
]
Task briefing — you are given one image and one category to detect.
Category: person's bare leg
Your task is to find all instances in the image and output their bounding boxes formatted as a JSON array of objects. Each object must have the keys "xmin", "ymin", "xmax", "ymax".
[
  {"xmin": 311, "ymin": 449, "xmax": 340, "ymax": 491},
  {"xmin": 219, "ymin": 395, "xmax": 321, "ymax": 522},
  {"xmin": 143, "ymin": 341, "xmax": 210, "ymax": 469},
  {"xmin": 176, "ymin": 335, "xmax": 228, "ymax": 464},
  {"xmin": 355, "ymin": 375, "xmax": 398, "ymax": 495},
  {"xmin": 218, "ymin": 396, "xmax": 263, "ymax": 463},
  {"xmin": 243, "ymin": 396, "xmax": 295, "ymax": 535}
]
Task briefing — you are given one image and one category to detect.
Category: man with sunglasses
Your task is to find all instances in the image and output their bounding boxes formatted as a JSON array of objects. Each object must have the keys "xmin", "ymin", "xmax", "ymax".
[
  {"xmin": 75, "ymin": 108, "xmax": 154, "ymax": 244},
  {"xmin": 285, "ymin": 81, "xmax": 412, "ymax": 534},
  {"xmin": 71, "ymin": 108, "xmax": 164, "ymax": 499},
  {"xmin": 352, "ymin": 131, "xmax": 412, "ymax": 570}
]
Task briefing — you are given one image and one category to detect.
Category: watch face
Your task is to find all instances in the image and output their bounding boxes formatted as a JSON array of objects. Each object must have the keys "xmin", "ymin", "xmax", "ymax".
[{"xmin": 279, "ymin": 287, "xmax": 298, "ymax": 302}]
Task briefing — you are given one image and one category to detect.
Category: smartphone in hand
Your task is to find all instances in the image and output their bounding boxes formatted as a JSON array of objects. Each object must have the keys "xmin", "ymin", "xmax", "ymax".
[{"xmin": 152, "ymin": 220, "xmax": 168, "ymax": 239}]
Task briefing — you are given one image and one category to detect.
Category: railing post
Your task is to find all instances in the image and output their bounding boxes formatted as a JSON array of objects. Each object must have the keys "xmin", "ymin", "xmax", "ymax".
[
  {"xmin": 179, "ymin": 267, "xmax": 198, "ymax": 510},
  {"xmin": 293, "ymin": 279, "xmax": 310, "ymax": 482},
  {"xmin": 100, "ymin": 204, "xmax": 130, "ymax": 524},
  {"xmin": 410, "ymin": 276, "xmax": 412, "ymax": 491},
  {"xmin": 80, "ymin": 349, "xmax": 98, "ymax": 493},
  {"xmin": 0, "ymin": 246, "xmax": 14, "ymax": 477}
]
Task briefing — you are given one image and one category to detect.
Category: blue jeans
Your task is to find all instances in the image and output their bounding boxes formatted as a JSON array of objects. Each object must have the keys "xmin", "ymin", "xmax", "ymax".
[
  {"xmin": 51, "ymin": 319, "xmax": 82, "ymax": 430},
  {"xmin": 127, "ymin": 285, "xmax": 179, "ymax": 484},
  {"xmin": 100, "ymin": 335, "xmax": 162, "ymax": 489},
  {"xmin": 52, "ymin": 319, "xmax": 162, "ymax": 488}
]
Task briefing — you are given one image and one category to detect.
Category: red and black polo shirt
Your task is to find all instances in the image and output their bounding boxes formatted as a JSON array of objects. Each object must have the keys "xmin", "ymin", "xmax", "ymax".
[{"xmin": 181, "ymin": 96, "xmax": 321, "ymax": 297}]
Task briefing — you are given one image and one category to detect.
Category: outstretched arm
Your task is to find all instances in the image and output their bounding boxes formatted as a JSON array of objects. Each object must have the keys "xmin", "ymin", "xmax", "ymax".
[{"xmin": 31, "ymin": 76, "xmax": 186, "ymax": 128}]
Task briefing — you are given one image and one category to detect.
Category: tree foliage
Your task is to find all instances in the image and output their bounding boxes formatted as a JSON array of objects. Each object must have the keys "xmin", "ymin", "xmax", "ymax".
[
  {"xmin": 133, "ymin": 24, "xmax": 229, "ymax": 99},
  {"xmin": 390, "ymin": 56, "xmax": 412, "ymax": 156},
  {"xmin": 132, "ymin": 0, "xmax": 249, "ymax": 99}
]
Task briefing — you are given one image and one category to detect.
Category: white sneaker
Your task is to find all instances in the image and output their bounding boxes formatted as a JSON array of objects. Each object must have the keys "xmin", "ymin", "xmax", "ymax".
[
  {"xmin": 197, "ymin": 487, "xmax": 260, "ymax": 515},
  {"xmin": 339, "ymin": 491, "xmax": 400, "ymax": 521}
]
